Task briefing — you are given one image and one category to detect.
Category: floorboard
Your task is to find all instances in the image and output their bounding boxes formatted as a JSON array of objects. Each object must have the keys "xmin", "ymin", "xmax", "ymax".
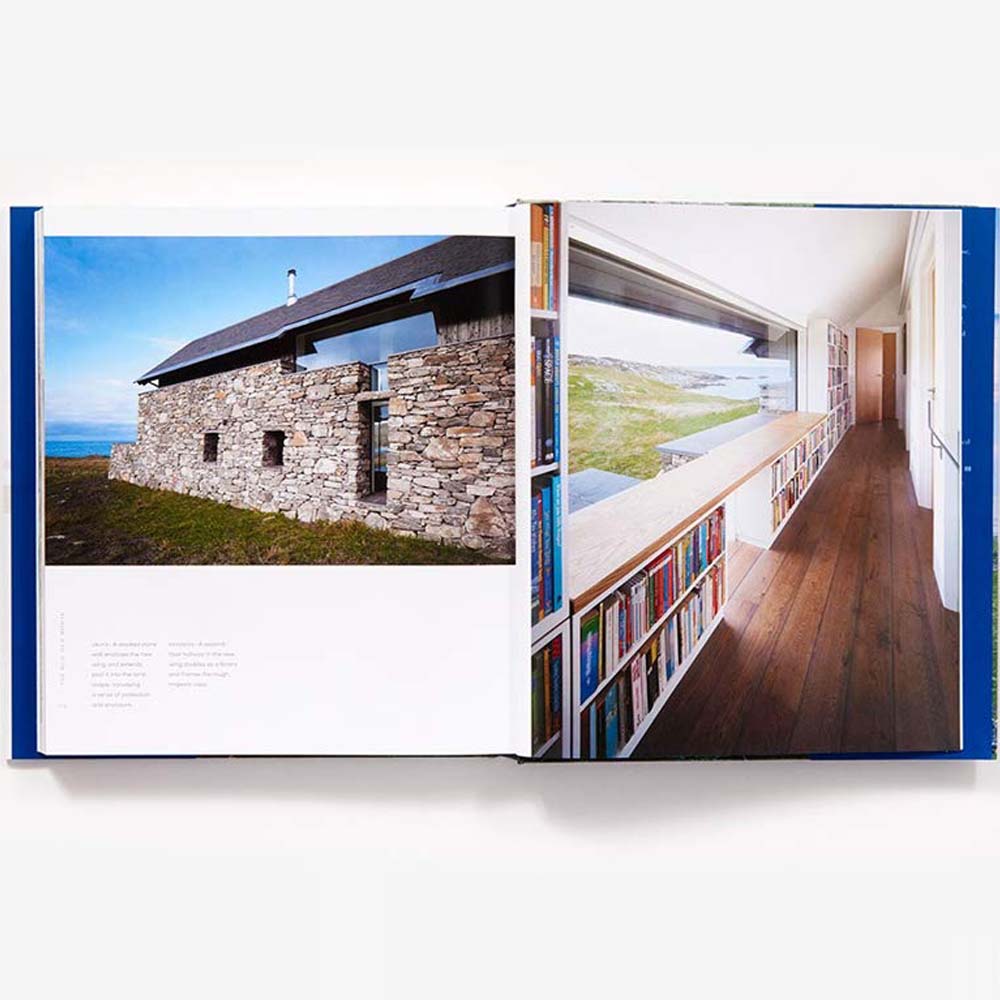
[{"xmin": 634, "ymin": 422, "xmax": 960, "ymax": 758}]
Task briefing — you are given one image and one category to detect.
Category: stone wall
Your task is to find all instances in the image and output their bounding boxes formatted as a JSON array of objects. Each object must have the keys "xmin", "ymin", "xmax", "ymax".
[
  {"xmin": 384, "ymin": 336, "xmax": 515, "ymax": 554},
  {"xmin": 109, "ymin": 335, "xmax": 514, "ymax": 558}
]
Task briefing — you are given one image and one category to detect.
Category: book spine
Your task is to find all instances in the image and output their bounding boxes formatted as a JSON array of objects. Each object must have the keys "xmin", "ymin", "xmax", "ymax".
[
  {"xmin": 605, "ymin": 685, "xmax": 619, "ymax": 759},
  {"xmin": 541, "ymin": 207, "xmax": 550, "ymax": 314},
  {"xmin": 536, "ymin": 492, "xmax": 545, "ymax": 616},
  {"xmin": 530, "ymin": 205, "xmax": 543, "ymax": 310},
  {"xmin": 542, "ymin": 646, "xmax": 552, "ymax": 743},
  {"xmin": 531, "ymin": 656, "xmax": 543, "ymax": 754},
  {"xmin": 542, "ymin": 337, "xmax": 555, "ymax": 463},
  {"xmin": 550, "ymin": 636, "xmax": 562, "ymax": 739},
  {"xmin": 552, "ymin": 474, "xmax": 562, "ymax": 614},
  {"xmin": 552, "ymin": 333, "xmax": 560, "ymax": 463},
  {"xmin": 550, "ymin": 203, "xmax": 559, "ymax": 312},
  {"xmin": 541, "ymin": 483, "xmax": 553, "ymax": 616},
  {"xmin": 534, "ymin": 332, "xmax": 544, "ymax": 464},
  {"xmin": 580, "ymin": 613, "xmax": 599, "ymax": 702},
  {"xmin": 530, "ymin": 491, "xmax": 540, "ymax": 622},
  {"xmin": 546, "ymin": 204, "xmax": 556, "ymax": 310}
]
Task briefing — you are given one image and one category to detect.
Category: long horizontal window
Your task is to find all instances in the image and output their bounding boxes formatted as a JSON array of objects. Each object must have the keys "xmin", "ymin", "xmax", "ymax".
[
  {"xmin": 567, "ymin": 242, "xmax": 798, "ymax": 513},
  {"xmin": 295, "ymin": 312, "xmax": 438, "ymax": 380}
]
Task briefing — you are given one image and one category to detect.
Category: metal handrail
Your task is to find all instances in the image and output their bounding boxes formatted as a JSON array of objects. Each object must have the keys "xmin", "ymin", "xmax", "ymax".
[{"xmin": 927, "ymin": 397, "xmax": 960, "ymax": 469}]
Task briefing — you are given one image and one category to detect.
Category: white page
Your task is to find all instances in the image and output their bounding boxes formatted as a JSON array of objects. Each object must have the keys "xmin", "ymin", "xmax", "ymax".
[{"xmin": 37, "ymin": 206, "xmax": 532, "ymax": 756}]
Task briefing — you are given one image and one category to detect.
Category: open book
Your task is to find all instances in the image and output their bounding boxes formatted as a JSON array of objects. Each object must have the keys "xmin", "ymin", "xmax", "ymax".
[{"xmin": 6, "ymin": 201, "xmax": 997, "ymax": 759}]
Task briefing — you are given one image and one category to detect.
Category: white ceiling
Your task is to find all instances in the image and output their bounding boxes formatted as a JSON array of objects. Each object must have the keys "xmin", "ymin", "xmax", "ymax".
[{"xmin": 567, "ymin": 202, "xmax": 912, "ymax": 329}]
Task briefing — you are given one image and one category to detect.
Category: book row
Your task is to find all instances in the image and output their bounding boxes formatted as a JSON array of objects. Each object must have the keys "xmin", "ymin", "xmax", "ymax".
[
  {"xmin": 771, "ymin": 457, "xmax": 819, "ymax": 531},
  {"xmin": 530, "ymin": 203, "xmax": 560, "ymax": 312},
  {"xmin": 531, "ymin": 473, "xmax": 563, "ymax": 624},
  {"xmin": 807, "ymin": 424, "xmax": 825, "ymax": 454},
  {"xmin": 827, "ymin": 405, "xmax": 848, "ymax": 447},
  {"xmin": 578, "ymin": 506, "xmax": 725, "ymax": 702},
  {"xmin": 827, "ymin": 382, "xmax": 849, "ymax": 410},
  {"xmin": 531, "ymin": 319, "xmax": 560, "ymax": 467},
  {"xmin": 771, "ymin": 437, "xmax": 811, "ymax": 496},
  {"xmin": 531, "ymin": 634, "xmax": 563, "ymax": 755},
  {"xmin": 580, "ymin": 562, "xmax": 726, "ymax": 759}
]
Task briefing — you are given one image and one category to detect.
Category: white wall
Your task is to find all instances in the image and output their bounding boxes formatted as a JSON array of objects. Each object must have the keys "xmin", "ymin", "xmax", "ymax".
[{"xmin": 899, "ymin": 212, "xmax": 963, "ymax": 612}]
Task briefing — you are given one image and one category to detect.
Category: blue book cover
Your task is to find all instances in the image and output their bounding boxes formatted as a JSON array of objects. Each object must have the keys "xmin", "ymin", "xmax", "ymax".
[
  {"xmin": 589, "ymin": 704, "xmax": 597, "ymax": 760},
  {"xmin": 541, "ymin": 482, "xmax": 553, "ymax": 615},
  {"xmin": 530, "ymin": 493, "xmax": 540, "ymax": 618},
  {"xmin": 551, "ymin": 641, "xmax": 562, "ymax": 729},
  {"xmin": 605, "ymin": 686, "xmax": 619, "ymax": 758},
  {"xmin": 551, "ymin": 474, "xmax": 563, "ymax": 613},
  {"xmin": 580, "ymin": 612, "xmax": 600, "ymax": 702}
]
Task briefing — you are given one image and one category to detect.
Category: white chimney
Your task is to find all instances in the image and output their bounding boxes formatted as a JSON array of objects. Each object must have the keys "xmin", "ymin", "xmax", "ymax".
[{"xmin": 286, "ymin": 268, "xmax": 297, "ymax": 306}]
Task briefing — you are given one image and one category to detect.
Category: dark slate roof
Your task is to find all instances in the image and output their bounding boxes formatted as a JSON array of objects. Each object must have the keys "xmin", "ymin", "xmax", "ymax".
[{"xmin": 138, "ymin": 235, "xmax": 514, "ymax": 383}]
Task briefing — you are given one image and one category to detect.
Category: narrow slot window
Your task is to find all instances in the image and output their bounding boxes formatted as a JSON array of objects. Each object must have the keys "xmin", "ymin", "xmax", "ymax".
[{"xmin": 203, "ymin": 432, "xmax": 219, "ymax": 463}]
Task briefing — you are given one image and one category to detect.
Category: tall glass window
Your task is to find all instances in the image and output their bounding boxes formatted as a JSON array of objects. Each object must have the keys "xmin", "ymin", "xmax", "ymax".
[
  {"xmin": 295, "ymin": 312, "xmax": 437, "ymax": 382},
  {"xmin": 371, "ymin": 403, "xmax": 389, "ymax": 495}
]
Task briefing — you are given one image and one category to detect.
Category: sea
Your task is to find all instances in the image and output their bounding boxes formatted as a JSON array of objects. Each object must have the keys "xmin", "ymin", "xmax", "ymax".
[
  {"xmin": 687, "ymin": 364, "xmax": 792, "ymax": 401},
  {"xmin": 46, "ymin": 440, "xmax": 121, "ymax": 458}
]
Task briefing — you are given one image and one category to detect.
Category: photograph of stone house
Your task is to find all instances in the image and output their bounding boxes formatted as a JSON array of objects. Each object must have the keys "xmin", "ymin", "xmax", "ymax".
[{"xmin": 46, "ymin": 234, "xmax": 515, "ymax": 566}]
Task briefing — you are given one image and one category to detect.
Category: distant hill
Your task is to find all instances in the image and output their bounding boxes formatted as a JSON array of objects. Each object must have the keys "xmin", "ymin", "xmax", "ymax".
[
  {"xmin": 568, "ymin": 355, "xmax": 758, "ymax": 480},
  {"xmin": 568, "ymin": 354, "xmax": 731, "ymax": 391}
]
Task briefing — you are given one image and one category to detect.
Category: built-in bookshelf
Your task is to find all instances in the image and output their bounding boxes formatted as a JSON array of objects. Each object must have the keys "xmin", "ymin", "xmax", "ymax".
[
  {"xmin": 826, "ymin": 323, "xmax": 852, "ymax": 448},
  {"xmin": 731, "ymin": 412, "xmax": 828, "ymax": 548},
  {"xmin": 807, "ymin": 318, "xmax": 853, "ymax": 453},
  {"xmin": 571, "ymin": 506, "xmax": 727, "ymax": 759},
  {"xmin": 530, "ymin": 203, "xmax": 568, "ymax": 645},
  {"xmin": 769, "ymin": 419, "xmax": 828, "ymax": 533},
  {"xmin": 531, "ymin": 619, "xmax": 570, "ymax": 758}
]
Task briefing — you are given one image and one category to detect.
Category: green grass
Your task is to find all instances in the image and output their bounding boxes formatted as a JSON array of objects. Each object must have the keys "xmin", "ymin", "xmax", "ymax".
[
  {"xmin": 45, "ymin": 457, "xmax": 504, "ymax": 566},
  {"xmin": 568, "ymin": 362, "xmax": 760, "ymax": 479}
]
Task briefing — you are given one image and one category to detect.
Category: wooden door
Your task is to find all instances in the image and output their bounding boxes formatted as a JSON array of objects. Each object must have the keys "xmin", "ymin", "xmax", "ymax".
[
  {"xmin": 881, "ymin": 332, "xmax": 896, "ymax": 420},
  {"xmin": 855, "ymin": 327, "xmax": 883, "ymax": 423}
]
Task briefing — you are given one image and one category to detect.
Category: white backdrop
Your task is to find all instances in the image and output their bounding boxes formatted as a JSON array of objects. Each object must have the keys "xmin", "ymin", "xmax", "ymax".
[{"xmin": 4, "ymin": 1, "xmax": 1000, "ymax": 997}]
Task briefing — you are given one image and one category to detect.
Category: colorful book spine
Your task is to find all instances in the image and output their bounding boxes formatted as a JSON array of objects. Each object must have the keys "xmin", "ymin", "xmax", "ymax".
[
  {"xmin": 530, "ymin": 205, "xmax": 543, "ymax": 310},
  {"xmin": 580, "ymin": 610, "xmax": 600, "ymax": 702},
  {"xmin": 530, "ymin": 492, "xmax": 540, "ymax": 621},
  {"xmin": 541, "ymin": 482, "xmax": 553, "ymax": 616},
  {"xmin": 604, "ymin": 685, "xmax": 619, "ymax": 759},
  {"xmin": 552, "ymin": 333, "xmax": 560, "ymax": 462},
  {"xmin": 552, "ymin": 474, "xmax": 563, "ymax": 613},
  {"xmin": 541, "ymin": 336, "xmax": 555, "ymax": 463}
]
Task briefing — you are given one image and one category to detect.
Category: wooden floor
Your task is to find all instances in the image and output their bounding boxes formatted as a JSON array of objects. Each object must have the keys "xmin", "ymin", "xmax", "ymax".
[{"xmin": 634, "ymin": 422, "xmax": 960, "ymax": 758}]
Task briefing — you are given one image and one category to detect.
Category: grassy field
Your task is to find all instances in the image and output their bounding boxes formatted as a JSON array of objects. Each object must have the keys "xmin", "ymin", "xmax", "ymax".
[
  {"xmin": 568, "ymin": 361, "xmax": 759, "ymax": 479},
  {"xmin": 45, "ymin": 457, "xmax": 503, "ymax": 566}
]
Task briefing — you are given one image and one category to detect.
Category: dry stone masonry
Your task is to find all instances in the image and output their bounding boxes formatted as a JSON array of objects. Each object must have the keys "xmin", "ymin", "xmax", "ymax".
[{"xmin": 109, "ymin": 335, "xmax": 515, "ymax": 559}]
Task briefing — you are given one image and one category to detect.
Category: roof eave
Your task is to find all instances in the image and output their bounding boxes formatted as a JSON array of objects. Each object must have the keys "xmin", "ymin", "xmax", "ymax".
[{"xmin": 136, "ymin": 260, "xmax": 514, "ymax": 385}]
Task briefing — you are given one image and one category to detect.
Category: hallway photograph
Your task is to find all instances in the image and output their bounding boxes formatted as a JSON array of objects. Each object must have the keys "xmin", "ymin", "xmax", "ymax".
[{"xmin": 542, "ymin": 201, "xmax": 993, "ymax": 760}]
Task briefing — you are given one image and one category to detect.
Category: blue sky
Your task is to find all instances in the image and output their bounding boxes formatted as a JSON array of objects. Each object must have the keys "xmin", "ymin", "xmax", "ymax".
[{"xmin": 44, "ymin": 234, "xmax": 442, "ymax": 440}]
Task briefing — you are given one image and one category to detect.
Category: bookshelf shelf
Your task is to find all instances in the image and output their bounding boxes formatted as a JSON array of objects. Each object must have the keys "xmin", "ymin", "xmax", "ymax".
[
  {"xmin": 616, "ymin": 611, "xmax": 724, "ymax": 759},
  {"xmin": 578, "ymin": 550, "xmax": 726, "ymax": 713},
  {"xmin": 529, "ymin": 204, "xmax": 565, "ymax": 635},
  {"xmin": 532, "ymin": 616, "xmax": 571, "ymax": 758},
  {"xmin": 531, "ymin": 461, "xmax": 560, "ymax": 477},
  {"xmin": 571, "ymin": 505, "xmax": 727, "ymax": 759},
  {"xmin": 532, "ymin": 611, "xmax": 567, "ymax": 645},
  {"xmin": 528, "ymin": 201, "xmax": 570, "ymax": 757}
]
